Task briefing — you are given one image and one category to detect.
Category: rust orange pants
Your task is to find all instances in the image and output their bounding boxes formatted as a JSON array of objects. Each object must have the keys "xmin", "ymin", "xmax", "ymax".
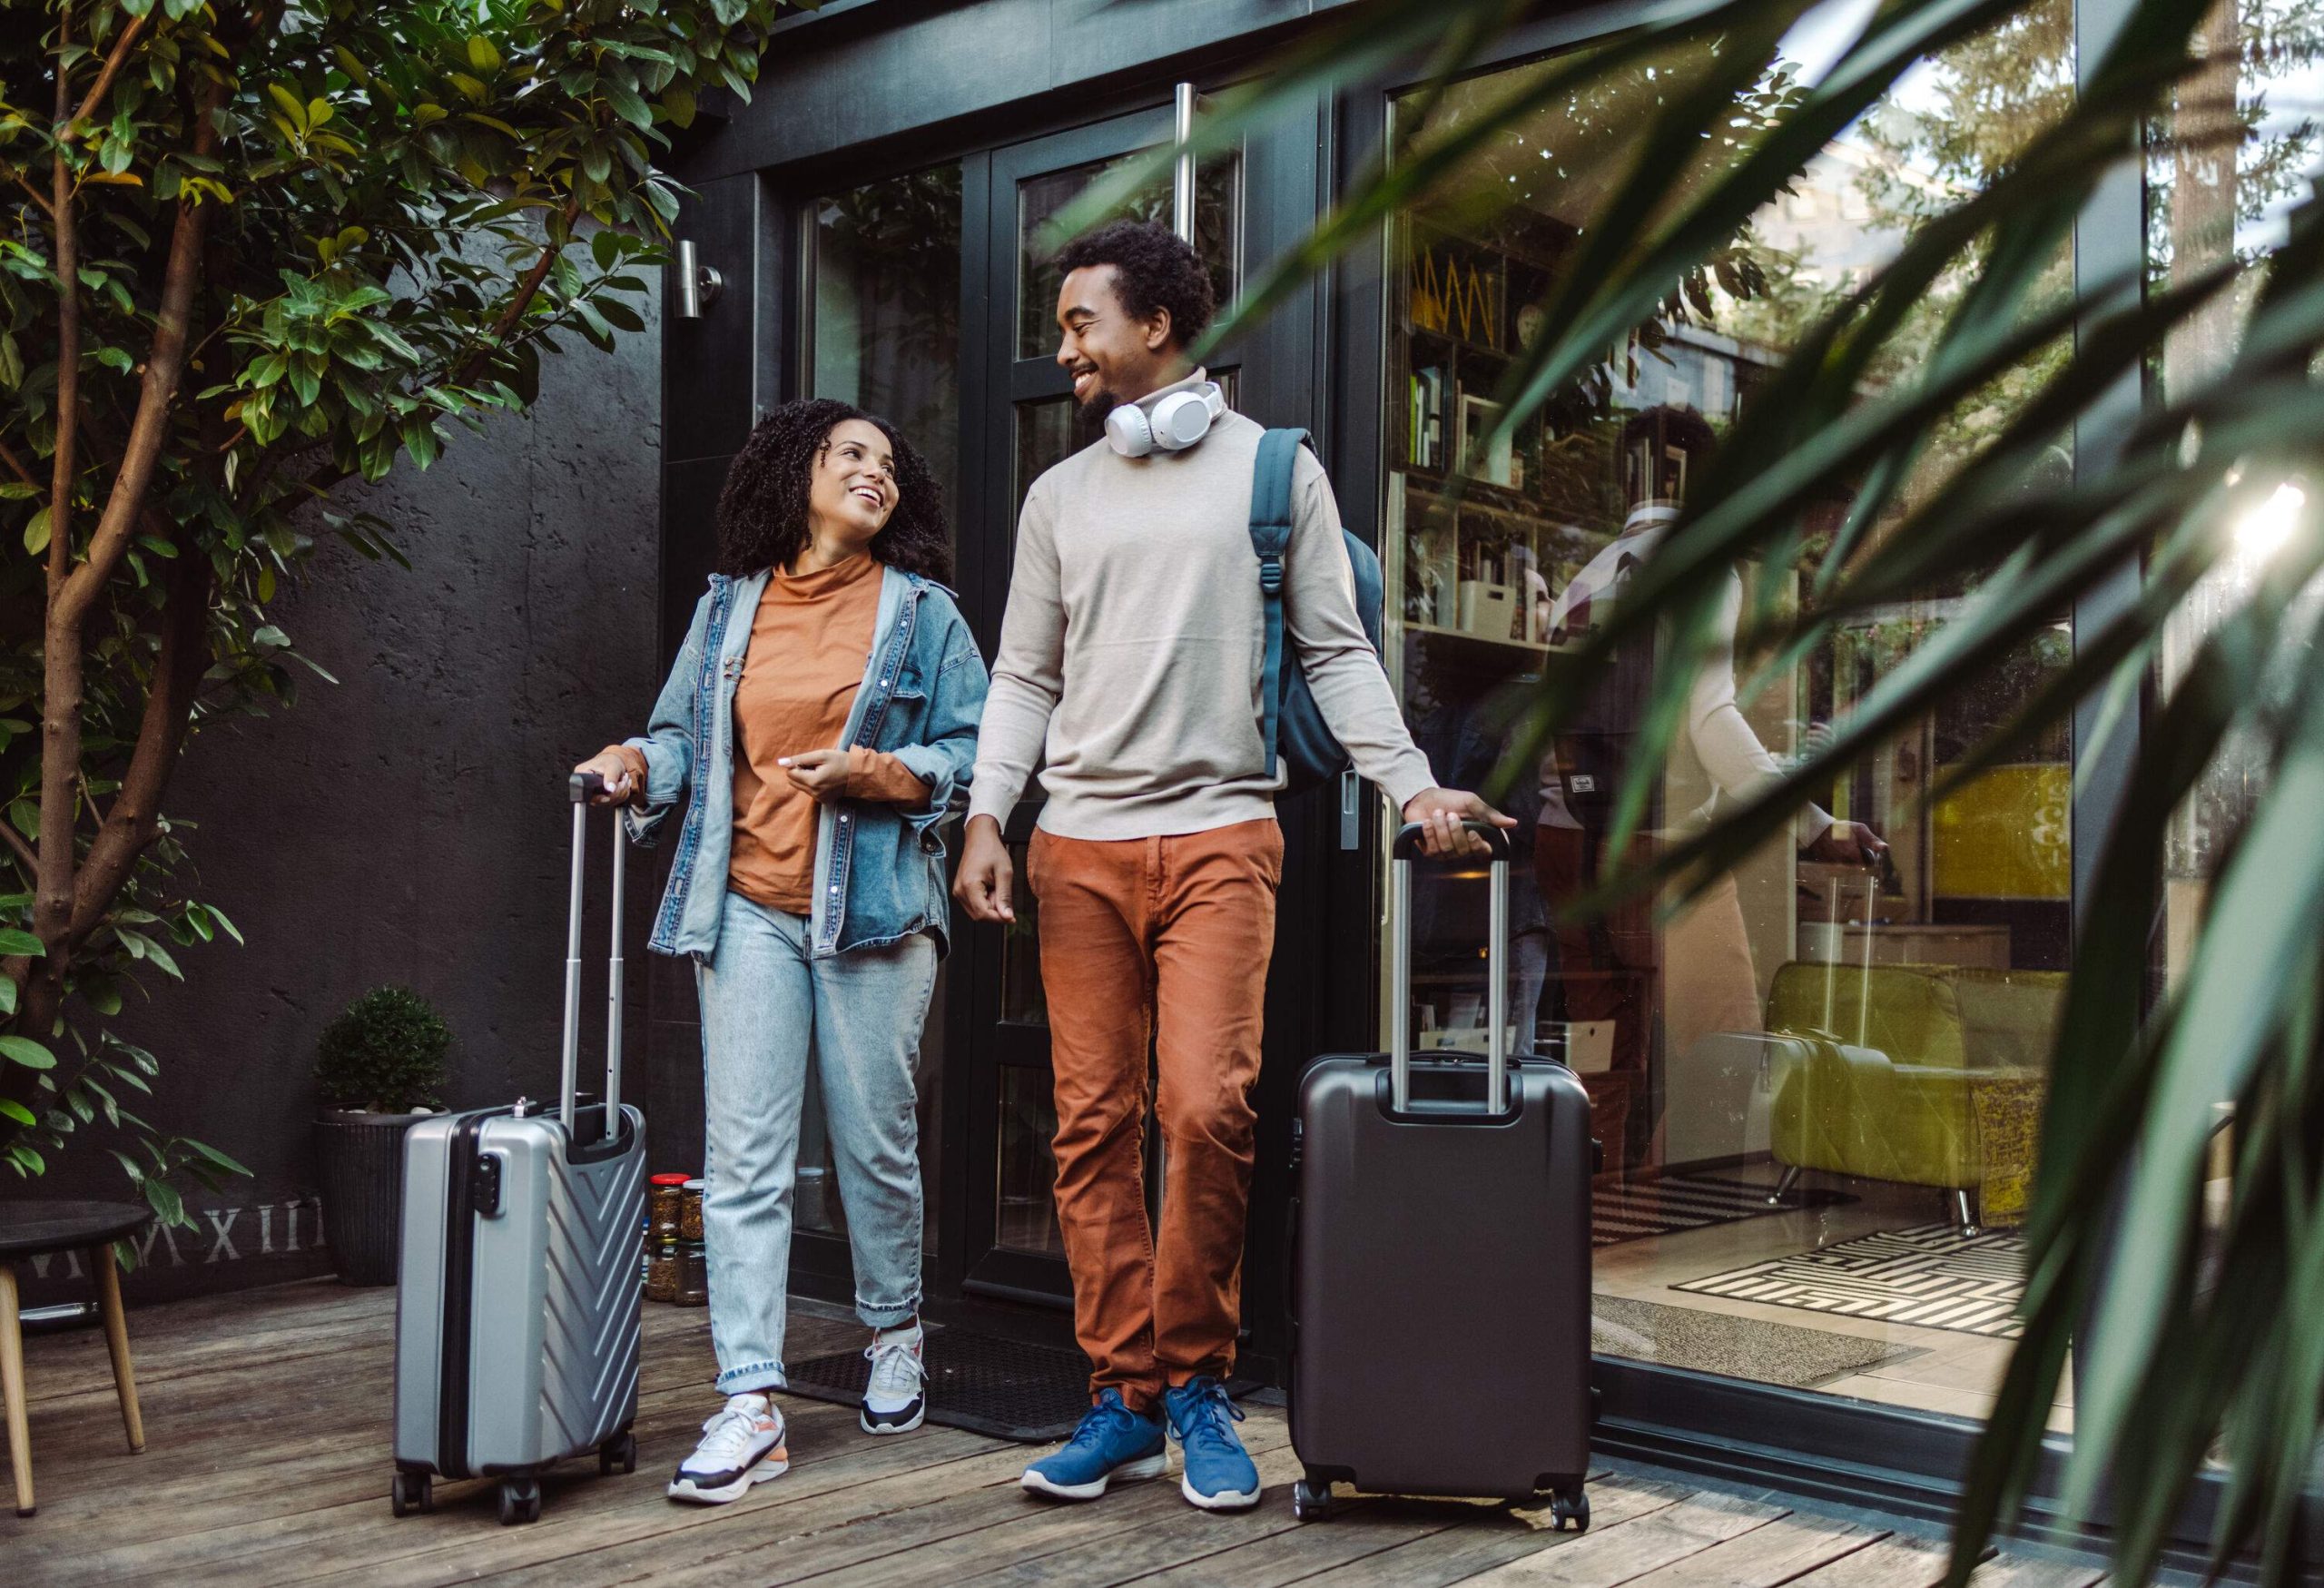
[{"xmin": 1027, "ymin": 818, "xmax": 1283, "ymax": 1412}]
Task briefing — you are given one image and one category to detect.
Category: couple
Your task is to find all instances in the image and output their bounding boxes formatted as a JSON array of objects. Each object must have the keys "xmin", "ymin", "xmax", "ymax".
[{"xmin": 576, "ymin": 219, "xmax": 1505, "ymax": 1514}]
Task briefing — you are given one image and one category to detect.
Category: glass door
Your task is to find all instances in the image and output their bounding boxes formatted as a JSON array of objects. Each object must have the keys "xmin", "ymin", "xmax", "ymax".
[{"xmin": 954, "ymin": 107, "xmax": 1244, "ymax": 1303}]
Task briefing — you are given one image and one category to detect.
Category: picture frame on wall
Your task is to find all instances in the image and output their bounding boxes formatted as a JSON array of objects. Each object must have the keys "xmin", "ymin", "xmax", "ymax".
[{"xmin": 1458, "ymin": 393, "xmax": 1522, "ymax": 490}]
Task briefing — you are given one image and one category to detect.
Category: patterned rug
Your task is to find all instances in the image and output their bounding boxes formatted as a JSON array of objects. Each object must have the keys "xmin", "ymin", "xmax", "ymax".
[
  {"xmin": 1672, "ymin": 1223, "xmax": 2028, "ymax": 1339},
  {"xmin": 1593, "ymin": 1173, "xmax": 1852, "ymax": 1248}
]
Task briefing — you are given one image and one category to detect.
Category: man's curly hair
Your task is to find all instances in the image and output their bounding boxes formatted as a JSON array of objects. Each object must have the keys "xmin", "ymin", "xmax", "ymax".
[
  {"xmin": 714, "ymin": 399, "xmax": 952, "ymax": 582},
  {"xmin": 1054, "ymin": 219, "xmax": 1216, "ymax": 350}
]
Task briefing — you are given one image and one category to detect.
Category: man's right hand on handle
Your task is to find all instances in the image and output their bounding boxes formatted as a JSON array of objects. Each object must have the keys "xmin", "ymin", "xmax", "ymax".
[
  {"xmin": 953, "ymin": 815, "xmax": 1016, "ymax": 923},
  {"xmin": 573, "ymin": 750, "xmax": 637, "ymax": 807}
]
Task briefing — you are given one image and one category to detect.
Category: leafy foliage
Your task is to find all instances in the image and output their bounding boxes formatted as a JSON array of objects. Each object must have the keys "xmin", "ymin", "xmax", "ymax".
[
  {"xmin": 313, "ymin": 984, "xmax": 449, "ymax": 1114},
  {"xmin": 0, "ymin": 0, "xmax": 790, "ymax": 1219},
  {"xmin": 1140, "ymin": 0, "xmax": 2324, "ymax": 1577}
]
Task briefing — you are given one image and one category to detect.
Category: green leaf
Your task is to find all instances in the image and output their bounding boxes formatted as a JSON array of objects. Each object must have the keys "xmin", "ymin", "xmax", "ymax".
[
  {"xmin": 0, "ymin": 1100, "xmax": 33, "ymax": 1127},
  {"xmin": 466, "ymin": 35, "xmax": 502, "ymax": 73},
  {"xmin": 0, "ymin": 928, "xmax": 44, "ymax": 956},
  {"xmin": 267, "ymin": 82, "xmax": 308, "ymax": 134},
  {"xmin": 143, "ymin": 1177, "xmax": 184, "ymax": 1227},
  {"xmin": 0, "ymin": 1036, "xmax": 55, "ymax": 1070},
  {"xmin": 604, "ymin": 81, "xmax": 654, "ymax": 131},
  {"xmin": 24, "ymin": 506, "xmax": 50, "ymax": 557},
  {"xmin": 189, "ymin": 1139, "xmax": 252, "ymax": 1178}
]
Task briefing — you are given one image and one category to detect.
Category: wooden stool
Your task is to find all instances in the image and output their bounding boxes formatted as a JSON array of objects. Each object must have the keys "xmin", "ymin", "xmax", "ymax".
[{"xmin": 0, "ymin": 1199, "xmax": 152, "ymax": 1517}]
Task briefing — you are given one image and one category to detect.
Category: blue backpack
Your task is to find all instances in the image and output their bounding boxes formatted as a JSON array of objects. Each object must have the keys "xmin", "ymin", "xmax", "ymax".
[{"xmin": 1248, "ymin": 428, "xmax": 1386, "ymax": 796}]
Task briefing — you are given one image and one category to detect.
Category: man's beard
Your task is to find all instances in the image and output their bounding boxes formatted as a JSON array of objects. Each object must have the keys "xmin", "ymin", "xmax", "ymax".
[{"xmin": 1077, "ymin": 384, "xmax": 1124, "ymax": 429}]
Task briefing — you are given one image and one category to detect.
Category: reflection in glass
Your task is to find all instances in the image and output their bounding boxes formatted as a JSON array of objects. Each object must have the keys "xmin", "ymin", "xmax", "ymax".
[
  {"xmin": 1385, "ymin": 10, "xmax": 2073, "ymax": 1419},
  {"xmin": 996, "ymin": 1066, "xmax": 1065, "ymax": 1257},
  {"xmin": 1017, "ymin": 153, "xmax": 1240, "ymax": 361},
  {"xmin": 813, "ymin": 163, "xmax": 965, "ymax": 512},
  {"xmin": 1000, "ymin": 842, "xmax": 1047, "ymax": 1028}
]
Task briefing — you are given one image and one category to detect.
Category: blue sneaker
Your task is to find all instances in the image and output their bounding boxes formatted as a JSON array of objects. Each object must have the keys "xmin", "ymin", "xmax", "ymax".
[
  {"xmin": 1020, "ymin": 1390, "xmax": 1167, "ymax": 1501},
  {"xmin": 1164, "ymin": 1376, "xmax": 1260, "ymax": 1511}
]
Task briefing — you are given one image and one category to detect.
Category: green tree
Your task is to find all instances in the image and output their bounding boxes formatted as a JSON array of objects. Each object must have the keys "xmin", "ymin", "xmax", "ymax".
[{"xmin": 0, "ymin": 0, "xmax": 787, "ymax": 1222}]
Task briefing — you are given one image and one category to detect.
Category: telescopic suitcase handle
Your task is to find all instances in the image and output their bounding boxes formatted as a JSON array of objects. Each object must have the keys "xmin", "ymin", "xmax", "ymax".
[
  {"xmin": 1389, "ymin": 821, "xmax": 1513, "ymax": 1115},
  {"xmin": 564, "ymin": 774, "xmax": 627, "ymax": 1136}
]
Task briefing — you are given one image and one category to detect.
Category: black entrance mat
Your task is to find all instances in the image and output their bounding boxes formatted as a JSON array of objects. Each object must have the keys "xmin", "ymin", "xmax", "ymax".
[{"xmin": 783, "ymin": 1325, "xmax": 1095, "ymax": 1443}]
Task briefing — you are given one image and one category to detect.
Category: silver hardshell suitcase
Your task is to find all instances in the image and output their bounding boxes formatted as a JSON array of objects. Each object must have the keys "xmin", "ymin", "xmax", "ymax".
[{"xmin": 390, "ymin": 773, "xmax": 647, "ymax": 1524}]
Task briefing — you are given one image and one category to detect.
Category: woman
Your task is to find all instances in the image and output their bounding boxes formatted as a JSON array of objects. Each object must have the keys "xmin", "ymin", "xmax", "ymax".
[{"xmin": 575, "ymin": 399, "xmax": 987, "ymax": 1505}]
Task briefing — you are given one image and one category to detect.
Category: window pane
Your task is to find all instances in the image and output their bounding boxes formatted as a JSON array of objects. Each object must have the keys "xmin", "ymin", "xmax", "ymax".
[
  {"xmin": 1385, "ymin": 5, "xmax": 2073, "ymax": 1423},
  {"xmin": 813, "ymin": 163, "xmax": 964, "ymax": 514}
]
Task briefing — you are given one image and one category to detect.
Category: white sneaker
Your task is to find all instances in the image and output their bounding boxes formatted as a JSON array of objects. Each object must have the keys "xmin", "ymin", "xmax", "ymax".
[
  {"xmin": 667, "ymin": 1394, "xmax": 789, "ymax": 1504},
  {"xmin": 861, "ymin": 1324, "xmax": 928, "ymax": 1435}
]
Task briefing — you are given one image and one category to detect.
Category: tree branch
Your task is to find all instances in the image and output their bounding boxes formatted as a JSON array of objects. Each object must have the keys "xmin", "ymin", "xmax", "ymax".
[
  {"xmin": 446, "ymin": 201, "xmax": 582, "ymax": 390},
  {"xmin": 54, "ymin": 76, "xmax": 224, "ymax": 633},
  {"xmin": 63, "ymin": 12, "xmax": 150, "ymax": 143},
  {"xmin": 0, "ymin": 439, "xmax": 36, "ymax": 494},
  {"xmin": 0, "ymin": 820, "xmax": 34, "ymax": 879},
  {"xmin": 70, "ymin": 528, "xmax": 212, "ymax": 947},
  {"xmin": 12, "ymin": 172, "xmax": 56, "ymax": 224},
  {"xmin": 37, "ymin": 6, "xmax": 84, "ymax": 975}
]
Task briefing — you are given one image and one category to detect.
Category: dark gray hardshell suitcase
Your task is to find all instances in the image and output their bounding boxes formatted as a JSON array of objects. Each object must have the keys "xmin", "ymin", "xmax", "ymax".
[
  {"xmin": 389, "ymin": 774, "xmax": 647, "ymax": 1525},
  {"xmin": 1289, "ymin": 824, "xmax": 1593, "ymax": 1528}
]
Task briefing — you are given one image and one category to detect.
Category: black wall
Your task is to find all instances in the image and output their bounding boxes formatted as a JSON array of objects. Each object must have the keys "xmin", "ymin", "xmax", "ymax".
[{"xmin": 25, "ymin": 291, "xmax": 666, "ymax": 1308}]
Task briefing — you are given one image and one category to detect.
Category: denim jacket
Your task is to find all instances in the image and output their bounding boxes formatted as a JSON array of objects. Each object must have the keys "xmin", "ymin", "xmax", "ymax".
[{"xmin": 623, "ymin": 565, "xmax": 989, "ymax": 962}]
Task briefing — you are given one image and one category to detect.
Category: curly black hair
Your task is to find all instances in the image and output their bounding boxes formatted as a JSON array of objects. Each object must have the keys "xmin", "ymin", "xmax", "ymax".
[
  {"xmin": 1053, "ymin": 219, "xmax": 1216, "ymax": 350},
  {"xmin": 714, "ymin": 399, "xmax": 953, "ymax": 583}
]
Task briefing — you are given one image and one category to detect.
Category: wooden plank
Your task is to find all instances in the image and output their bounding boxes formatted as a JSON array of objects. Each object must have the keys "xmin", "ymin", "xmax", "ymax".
[
  {"xmin": 1123, "ymin": 1498, "xmax": 1462, "ymax": 1587},
  {"xmin": 1612, "ymin": 1514, "xmax": 1890, "ymax": 1585},
  {"xmin": 1781, "ymin": 1532, "xmax": 1959, "ymax": 1588},
  {"xmin": 1291, "ymin": 1477, "xmax": 1696, "ymax": 1588},
  {"xmin": 784, "ymin": 1417, "xmax": 1302, "ymax": 1588},
  {"xmin": 1456, "ymin": 1490, "xmax": 1790, "ymax": 1586},
  {"xmin": 1966, "ymin": 1556, "xmax": 2108, "ymax": 1587}
]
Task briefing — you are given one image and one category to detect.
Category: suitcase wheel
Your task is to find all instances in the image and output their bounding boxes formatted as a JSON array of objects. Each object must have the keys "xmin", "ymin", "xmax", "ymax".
[
  {"xmin": 1292, "ymin": 1478, "xmax": 1334, "ymax": 1523},
  {"xmin": 389, "ymin": 1471, "xmax": 432, "ymax": 1518},
  {"xmin": 497, "ymin": 1475, "xmax": 542, "ymax": 1526},
  {"xmin": 1550, "ymin": 1487, "xmax": 1590, "ymax": 1533},
  {"xmin": 599, "ymin": 1431, "xmax": 638, "ymax": 1476}
]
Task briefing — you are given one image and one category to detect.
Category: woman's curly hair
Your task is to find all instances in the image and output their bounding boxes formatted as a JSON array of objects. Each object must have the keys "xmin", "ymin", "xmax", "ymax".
[{"xmin": 714, "ymin": 399, "xmax": 953, "ymax": 582}]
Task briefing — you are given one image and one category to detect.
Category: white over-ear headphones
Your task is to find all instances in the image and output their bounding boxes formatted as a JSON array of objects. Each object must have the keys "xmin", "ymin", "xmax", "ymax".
[{"xmin": 1105, "ymin": 381, "xmax": 1226, "ymax": 459}]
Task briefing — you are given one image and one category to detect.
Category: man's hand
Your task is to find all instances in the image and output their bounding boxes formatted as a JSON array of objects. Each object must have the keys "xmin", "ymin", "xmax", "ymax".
[
  {"xmin": 953, "ymin": 814, "xmax": 1016, "ymax": 922},
  {"xmin": 1804, "ymin": 818, "xmax": 1889, "ymax": 870},
  {"xmin": 1401, "ymin": 788, "xmax": 1520, "ymax": 858},
  {"xmin": 780, "ymin": 748, "xmax": 851, "ymax": 804},
  {"xmin": 573, "ymin": 750, "xmax": 637, "ymax": 807}
]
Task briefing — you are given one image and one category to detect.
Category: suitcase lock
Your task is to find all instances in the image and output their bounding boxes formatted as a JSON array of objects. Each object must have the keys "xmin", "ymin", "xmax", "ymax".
[{"xmin": 471, "ymin": 1152, "xmax": 504, "ymax": 1218}]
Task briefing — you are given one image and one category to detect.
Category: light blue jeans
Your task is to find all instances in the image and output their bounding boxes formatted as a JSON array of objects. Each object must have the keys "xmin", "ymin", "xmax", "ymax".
[{"xmin": 696, "ymin": 889, "xmax": 936, "ymax": 1394}]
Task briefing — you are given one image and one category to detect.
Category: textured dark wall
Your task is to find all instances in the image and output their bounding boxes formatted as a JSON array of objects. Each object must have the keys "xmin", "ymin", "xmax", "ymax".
[{"xmin": 25, "ymin": 290, "xmax": 665, "ymax": 1308}]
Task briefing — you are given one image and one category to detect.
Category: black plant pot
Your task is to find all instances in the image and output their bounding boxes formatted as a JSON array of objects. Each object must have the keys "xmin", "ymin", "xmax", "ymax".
[{"xmin": 313, "ymin": 1110, "xmax": 425, "ymax": 1286}]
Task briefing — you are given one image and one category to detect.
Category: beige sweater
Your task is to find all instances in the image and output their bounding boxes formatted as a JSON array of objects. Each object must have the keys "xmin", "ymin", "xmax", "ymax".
[{"xmin": 968, "ymin": 375, "xmax": 1436, "ymax": 841}]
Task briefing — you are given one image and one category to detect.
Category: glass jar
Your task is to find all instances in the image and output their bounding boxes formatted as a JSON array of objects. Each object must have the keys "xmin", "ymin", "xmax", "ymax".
[
  {"xmin": 649, "ymin": 1173, "xmax": 690, "ymax": 1244},
  {"xmin": 680, "ymin": 1178, "xmax": 706, "ymax": 1243},
  {"xmin": 675, "ymin": 1241, "xmax": 710, "ymax": 1307},
  {"xmin": 645, "ymin": 1238, "xmax": 682, "ymax": 1304}
]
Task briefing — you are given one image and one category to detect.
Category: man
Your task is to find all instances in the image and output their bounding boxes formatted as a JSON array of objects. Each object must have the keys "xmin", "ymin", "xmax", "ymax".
[{"xmin": 954, "ymin": 219, "xmax": 1509, "ymax": 1513}]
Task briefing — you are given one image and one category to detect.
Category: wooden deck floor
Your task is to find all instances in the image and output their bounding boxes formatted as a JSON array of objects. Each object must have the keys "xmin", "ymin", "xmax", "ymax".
[{"xmin": 5, "ymin": 1279, "xmax": 2111, "ymax": 1586}]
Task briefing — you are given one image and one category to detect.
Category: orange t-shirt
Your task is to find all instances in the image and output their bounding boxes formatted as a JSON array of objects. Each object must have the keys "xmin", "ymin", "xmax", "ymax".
[{"xmin": 608, "ymin": 555, "xmax": 927, "ymax": 917}]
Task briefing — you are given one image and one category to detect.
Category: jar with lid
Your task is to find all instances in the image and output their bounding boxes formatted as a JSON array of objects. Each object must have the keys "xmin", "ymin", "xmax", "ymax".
[
  {"xmin": 648, "ymin": 1172, "xmax": 691, "ymax": 1244},
  {"xmin": 645, "ymin": 1238, "xmax": 683, "ymax": 1304},
  {"xmin": 675, "ymin": 1241, "xmax": 710, "ymax": 1307},
  {"xmin": 679, "ymin": 1178, "xmax": 706, "ymax": 1243}
]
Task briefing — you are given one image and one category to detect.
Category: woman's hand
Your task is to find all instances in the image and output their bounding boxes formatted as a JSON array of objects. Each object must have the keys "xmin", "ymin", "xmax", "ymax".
[
  {"xmin": 780, "ymin": 748, "xmax": 852, "ymax": 804},
  {"xmin": 573, "ymin": 750, "xmax": 638, "ymax": 806}
]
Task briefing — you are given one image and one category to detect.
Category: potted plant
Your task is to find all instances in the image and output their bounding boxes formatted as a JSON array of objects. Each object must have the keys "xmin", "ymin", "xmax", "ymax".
[{"xmin": 312, "ymin": 986, "xmax": 451, "ymax": 1286}]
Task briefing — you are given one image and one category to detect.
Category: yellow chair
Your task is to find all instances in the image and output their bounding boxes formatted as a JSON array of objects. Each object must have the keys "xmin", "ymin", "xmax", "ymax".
[{"xmin": 1762, "ymin": 962, "xmax": 2062, "ymax": 1234}]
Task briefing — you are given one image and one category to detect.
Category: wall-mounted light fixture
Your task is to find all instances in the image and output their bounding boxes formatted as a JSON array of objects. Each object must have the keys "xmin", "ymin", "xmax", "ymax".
[{"xmin": 675, "ymin": 239, "xmax": 724, "ymax": 319}]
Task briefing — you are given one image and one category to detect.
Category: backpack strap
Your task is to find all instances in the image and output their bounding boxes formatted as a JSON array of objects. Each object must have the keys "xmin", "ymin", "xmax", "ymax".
[{"xmin": 1249, "ymin": 428, "xmax": 1309, "ymax": 779}]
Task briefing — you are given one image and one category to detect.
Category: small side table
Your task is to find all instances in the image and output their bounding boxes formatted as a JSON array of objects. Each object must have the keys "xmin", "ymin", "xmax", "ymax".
[{"xmin": 0, "ymin": 1199, "xmax": 152, "ymax": 1517}]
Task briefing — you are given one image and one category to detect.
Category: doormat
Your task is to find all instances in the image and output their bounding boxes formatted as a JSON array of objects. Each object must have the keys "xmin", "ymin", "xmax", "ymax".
[
  {"xmin": 1672, "ymin": 1224, "xmax": 2027, "ymax": 1339},
  {"xmin": 1591, "ymin": 1296, "xmax": 1915, "ymax": 1387},
  {"xmin": 783, "ymin": 1325, "xmax": 1095, "ymax": 1443},
  {"xmin": 1594, "ymin": 1172, "xmax": 1852, "ymax": 1248}
]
